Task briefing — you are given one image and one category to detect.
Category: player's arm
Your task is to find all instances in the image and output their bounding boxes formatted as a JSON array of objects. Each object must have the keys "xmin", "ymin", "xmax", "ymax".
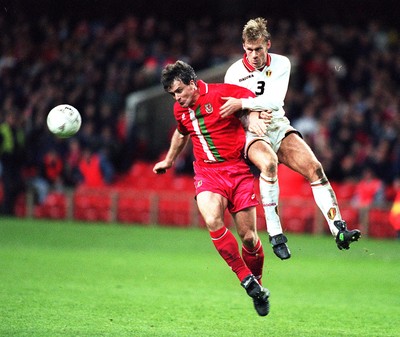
[
  {"xmin": 153, "ymin": 129, "xmax": 190, "ymax": 174},
  {"xmin": 220, "ymin": 95, "xmax": 280, "ymax": 118},
  {"xmin": 219, "ymin": 83, "xmax": 257, "ymax": 118}
]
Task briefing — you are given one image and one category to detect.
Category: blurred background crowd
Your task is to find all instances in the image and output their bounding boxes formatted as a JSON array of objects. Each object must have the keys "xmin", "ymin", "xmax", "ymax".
[{"xmin": 0, "ymin": 0, "xmax": 399, "ymax": 217}]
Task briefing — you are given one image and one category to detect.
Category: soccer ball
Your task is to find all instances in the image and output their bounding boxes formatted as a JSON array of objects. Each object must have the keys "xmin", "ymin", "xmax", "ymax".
[{"xmin": 47, "ymin": 104, "xmax": 82, "ymax": 138}]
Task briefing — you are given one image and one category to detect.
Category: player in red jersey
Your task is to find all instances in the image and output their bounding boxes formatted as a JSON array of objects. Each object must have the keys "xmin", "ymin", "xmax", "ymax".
[
  {"xmin": 153, "ymin": 60, "xmax": 270, "ymax": 316},
  {"xmin": 220, "ymin": 18, "xmax": 361, "ymax": 258}
]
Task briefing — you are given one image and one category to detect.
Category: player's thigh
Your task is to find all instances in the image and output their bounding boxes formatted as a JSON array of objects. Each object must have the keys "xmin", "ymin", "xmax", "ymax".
[
  {"xmin": 248, "ymin": 140, "xmax": 278, "ymax": 175},
  {"xmin": 232, "ymin": 206, "xmax": 258, "ymax": 245},
  {"xmin": 278, "ymin": 133, "xmax": 321, "ymax": 178},
  {"xmin": 196, "ymin": 191, "xmax": 228, "ymax": 231}
]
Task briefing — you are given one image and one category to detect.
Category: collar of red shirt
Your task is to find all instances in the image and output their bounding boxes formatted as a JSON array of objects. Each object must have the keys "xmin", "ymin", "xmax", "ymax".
[{"xmin": 197, "ymin": 80, "xmax": 208, "ymax": 96}]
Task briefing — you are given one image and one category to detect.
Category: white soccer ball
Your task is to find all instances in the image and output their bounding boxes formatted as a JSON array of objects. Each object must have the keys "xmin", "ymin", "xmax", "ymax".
[{"xmin": 47, "ymin": 104, "xmax": 82, "ymax": 138}]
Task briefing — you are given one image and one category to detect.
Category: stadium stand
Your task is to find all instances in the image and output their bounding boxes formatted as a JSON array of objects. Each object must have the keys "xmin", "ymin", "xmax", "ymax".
[{"xmin": 0, "ymin": 5, "xmax": 399, "ymax": 238}]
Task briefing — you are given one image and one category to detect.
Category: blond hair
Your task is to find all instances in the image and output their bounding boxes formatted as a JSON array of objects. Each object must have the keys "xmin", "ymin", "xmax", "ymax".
[{"xmin": 242, "ymin": 17, "xmax": 271, "ymax": 43}]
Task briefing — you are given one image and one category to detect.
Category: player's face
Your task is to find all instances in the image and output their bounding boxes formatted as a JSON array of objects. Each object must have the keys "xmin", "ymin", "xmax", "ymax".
[
  {"xmin": 243, "ymin": 38, "xmax": 271, "ymax": 69},
  {"xmin": 168, "ymin": 79, "xmax": 198, "ymax": 107}
]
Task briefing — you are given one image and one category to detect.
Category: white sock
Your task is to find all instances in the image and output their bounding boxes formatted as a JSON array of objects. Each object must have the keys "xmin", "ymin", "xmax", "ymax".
[
  {"xmin": 259, "ymin": 173, "xmax": 282, "ymax": 237},
  {"xmin": 311, "ymin": 177, "xmax": 342, "ymax": 236}
]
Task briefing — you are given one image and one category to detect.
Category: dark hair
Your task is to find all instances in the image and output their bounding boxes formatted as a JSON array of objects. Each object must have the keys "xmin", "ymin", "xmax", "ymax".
[{"xmin": 161, "ymin": 60, "xmax": 197, "ymax": 91}]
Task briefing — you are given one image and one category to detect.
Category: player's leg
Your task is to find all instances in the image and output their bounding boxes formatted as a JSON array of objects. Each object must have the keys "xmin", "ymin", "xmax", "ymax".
[
  {"xmin": 196, "ymin": 191, "xmax": 252, "ymax": 282},
  {"xmin": 231, "ymin": 205, "xmax": 264, "ymax": 283},
  {"xmin": 232, "ymin": 206, "xmax": 270, "ymax": 316},
  {"xmin": 247, "ymin": 139, "xmax": 291, "ymax": 260},
  {"xmin": 277, "ymin": 133, "xmax": 361, "ymax": 249}
]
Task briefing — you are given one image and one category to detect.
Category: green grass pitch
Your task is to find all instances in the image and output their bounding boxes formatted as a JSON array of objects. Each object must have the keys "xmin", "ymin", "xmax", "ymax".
[{"xmin": 0, "ymin": 217, "xmax": 399, "ymax": 337}]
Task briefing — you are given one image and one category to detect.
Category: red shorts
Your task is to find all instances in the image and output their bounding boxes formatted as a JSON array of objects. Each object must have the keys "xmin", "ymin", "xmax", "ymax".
[{"xmin": 193, "ymin": 160, "xmax": 259, "ymax": 213}]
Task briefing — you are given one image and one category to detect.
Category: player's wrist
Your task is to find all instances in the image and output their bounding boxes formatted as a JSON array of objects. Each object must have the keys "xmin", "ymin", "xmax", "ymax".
[{"xmin": 241, "ymin": 98, "xmax": 248, "ymax": 110}]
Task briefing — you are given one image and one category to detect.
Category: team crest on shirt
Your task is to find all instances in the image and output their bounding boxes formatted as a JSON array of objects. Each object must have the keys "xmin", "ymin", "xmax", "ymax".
[
  {"xmin": 205, "ymin": 103, "xmax": 213, "ymax": 114},
  {"xmin": 266, "ymin": 70, "xmax": 272, "ymax": 77},
  {"xmin": 181, "ymin": 113, "xmax": 186, "ymax": 120}
]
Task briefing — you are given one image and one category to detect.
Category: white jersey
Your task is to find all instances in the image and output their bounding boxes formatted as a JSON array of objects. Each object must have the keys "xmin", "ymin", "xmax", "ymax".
[
  {"xmin": 225, "ymin": 53, "xmax": 295, "ymax": 154},
  {"xmin": 224, "ymin": 53, "xmax": 290, "ymax": 119}
]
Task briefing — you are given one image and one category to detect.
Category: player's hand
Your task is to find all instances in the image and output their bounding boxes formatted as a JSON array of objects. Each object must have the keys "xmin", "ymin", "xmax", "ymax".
[
  {"xmin": 153, "ymin": 160, "xmax": 171, "ymax": 174},
  {"xmin": 248, "ymin": 110, "xmax": 272, "ymax": 136},
  {"xmin": 259, "ymin": 110, "xmax": 273, "ymax": 122},
  {"xmin": 220, "ymin": 97, "xmax": 242, "ymax": 118},
  {"xmin": 248, "ymin": 118, "xmax": 268, "ymax": 136}
]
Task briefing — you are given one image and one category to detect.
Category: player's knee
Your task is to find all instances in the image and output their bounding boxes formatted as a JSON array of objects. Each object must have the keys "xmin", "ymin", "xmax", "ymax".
[
  {"xmin": 240, "ymin": 230, "xmax": 258, "ymax": 248},
  {"xmin": 314, "ymin": 162, "xmax": 325, "ymax": 177},
  {"xmin": 254, "ymin": 156, "xmax": 278, "ymax": 176},
  {"xmin": 263, "ymin": 161, "xmax": 278, "ymax": 176},
  {"xmin": 203, "ymin": 216, "xmax": 225, "ymax": 232},
  {"xmin": 308, "ymin": 161, "xmax": 325, "ymax": 181},
  {"xmin": 248, "ymin": 144, "xmax": 278, "ymax": 173}
]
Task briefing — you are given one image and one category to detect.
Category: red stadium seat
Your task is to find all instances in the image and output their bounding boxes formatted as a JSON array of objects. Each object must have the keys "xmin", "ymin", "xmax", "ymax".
[
  {"xmin": 33, "ymin": 205, "xmax": 47, "ymax": 218},
  {"xmin": 73, "ymin": 189, "xmax": 113, "ymax": 222},
  {"xmin": 14, "ymin": 193, "xmax": 27, "ymax": 217},
  {"xmin": 129, "ymin": 161, "xmax": 153, "ymax": 177},
  {"xmin": 279, "ymin": 198, "xmax": 315, "ymax": 233},
  {"xmin": 157, "ymin": 192, "xmax": 195, "ymax": 227},
  {"xmin": 117, "ymin": 192, "xmax": 152, "ymax": 224},
  {"xmin": 339, "ymin": 205, "xmax": 360, "ymax": 229},
  {"xmin": 332, "ymin": 181, "xmax": 357, "ymax": 202},
  {"xmin": 278, "ymin": 165, "xmax": 308, "ymax": 198},
  {"xmin": 368, "ymin": 209, "xmax": 397, "ymax": 238},
  {"xmin": 43, "ymin": 192, "xmax": 67, "ymax": 219},
  {"xmin": 171, "ymin": 175, "xmax": 195, "ymax": 192}
]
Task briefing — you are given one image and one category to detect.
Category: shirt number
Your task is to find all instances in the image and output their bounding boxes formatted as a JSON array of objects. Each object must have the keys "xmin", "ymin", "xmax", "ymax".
[{"xmin": 255, "ymin": 81, "xmax": 265, "ymax": 95}]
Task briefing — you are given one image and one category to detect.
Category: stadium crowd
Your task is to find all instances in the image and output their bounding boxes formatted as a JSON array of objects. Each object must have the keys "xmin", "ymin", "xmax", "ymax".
[{"xmin": 0, "ymin": 12, "xmax": 399, "ymax": 215}]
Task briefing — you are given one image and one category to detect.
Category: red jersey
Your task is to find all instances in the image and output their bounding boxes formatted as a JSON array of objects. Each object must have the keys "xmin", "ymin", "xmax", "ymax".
[{"xmin": 174, "ymin": 80, "xmax": 256, "ymax": 165}]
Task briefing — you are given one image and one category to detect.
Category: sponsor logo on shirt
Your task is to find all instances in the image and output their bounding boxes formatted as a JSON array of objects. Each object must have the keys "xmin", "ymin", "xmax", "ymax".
[{"xmin": 239, "ymin": 74, "xmax": 254, "ymax": 82}]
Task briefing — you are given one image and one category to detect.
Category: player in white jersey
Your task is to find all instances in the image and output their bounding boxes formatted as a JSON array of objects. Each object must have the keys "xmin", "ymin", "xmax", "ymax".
[{"xmin": 221, "ymin": 17, "xmax": 361, "ymax": 258}]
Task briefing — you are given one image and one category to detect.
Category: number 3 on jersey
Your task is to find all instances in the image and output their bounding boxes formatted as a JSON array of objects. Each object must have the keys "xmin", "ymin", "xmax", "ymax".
[{"xmin": 255, "ymin": 81, "xmax": 265, "ymax": 95}]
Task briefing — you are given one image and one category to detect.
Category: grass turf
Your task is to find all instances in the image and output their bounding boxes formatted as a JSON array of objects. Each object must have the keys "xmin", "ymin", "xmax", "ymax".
[{"xmin": 0, "ymin": 217, "xmax": 399, "ymax": 337}]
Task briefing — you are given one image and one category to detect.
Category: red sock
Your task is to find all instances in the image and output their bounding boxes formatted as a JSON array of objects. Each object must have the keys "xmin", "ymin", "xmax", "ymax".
[
  {"xmin": 210, "ymin": 227, "xmax": 252, "ymax": 282},
  {"xmin": 242, "ymin": 239, "xmax": 264, "ymax": 285}
]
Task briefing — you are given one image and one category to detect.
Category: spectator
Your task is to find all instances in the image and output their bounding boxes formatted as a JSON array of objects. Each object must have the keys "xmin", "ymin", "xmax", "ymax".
[
  {"xmin": 29, "ymin": 149, "xmax": 64, "ymax": 204},
  {"xmin": 78, "ymin": 146, "xmax": 115, "ymax": 187},
  {"xmin": 0, "ymin": 112, "xmax": 26, "ymax": 214},
  {"xmin": 64, "ymin": 138, "xmax": 82, "ymax": 187},
  {"xmin": 352, "ymin": 167, "xmax": 385, "ymax": 209}
]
